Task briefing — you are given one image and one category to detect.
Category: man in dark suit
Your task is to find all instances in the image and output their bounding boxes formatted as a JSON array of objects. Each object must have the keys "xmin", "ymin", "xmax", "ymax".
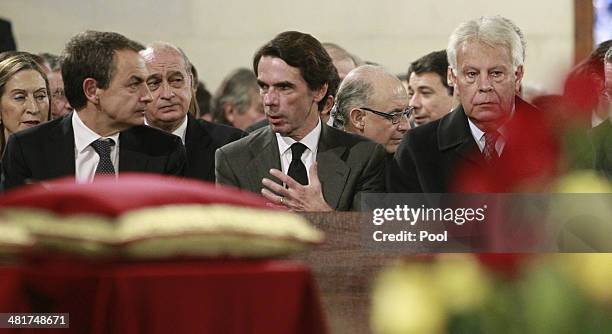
[
  {"xmin": 216, "ymin": 31, "xmax": 386, "ymax": 211},
  {"xmin": 2, "ymin": 31, "xmax": 186, "ymax": 191},
  {"xmin": 593, "ymin": 45, "xmax": 612, "ymax": 179},
  {"xmin": 0, "ymin": 18, "xmax": 17, "ymax": 53},
  {"xmin": 139, "ymin": 42, "xmax": 245, "ymax": 182},
  {"xmin": 389, "ymin": 16, "xmax": 534, "ymax": 193}
]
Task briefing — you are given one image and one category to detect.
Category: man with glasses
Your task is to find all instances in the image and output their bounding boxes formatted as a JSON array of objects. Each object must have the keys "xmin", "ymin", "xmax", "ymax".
[
  {"xmin": 593, "ymin": 46, "xmax": 612, "ymax": 179},
  {"xmin": 389, "ymin": 16, "xmax": 538, "ymax": 192},
  {"xmin": 38, "ymin": 53, "xmax": 73, "ymax": 119},
  {"xmin": 332, "ymin": 65, "xmax": 411, "ymax": 154},
  {"xmin": 216, "ymin": 31, "xmax": 386, "ymax": 211}
]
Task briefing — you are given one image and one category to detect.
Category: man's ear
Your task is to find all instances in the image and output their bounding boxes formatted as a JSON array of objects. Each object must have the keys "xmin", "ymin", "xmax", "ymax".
[
  {"xmin": 313, "ymin": 83, "xmax": 328, "ymax": 104},
  {"xmin": 321, "ymin": 95, "xmax": 334, "ymax": 116},
  {"xmin": 514, "ymin": 64, "xmax": 524, "ymax": 93},
  {"xmin": 83, "ymin": 78, "xmax": 99, "ymax": 105},
  {"xmin": 447, "ymin": 66, "xmax": 456, "ymax": 87},
  {"xmin": 223, "ymin": 102, "xmax": 235, "ymax": 124},
  {"xmin": 349, "ymin": 108, "xmax": 365, "ymax": 131}
]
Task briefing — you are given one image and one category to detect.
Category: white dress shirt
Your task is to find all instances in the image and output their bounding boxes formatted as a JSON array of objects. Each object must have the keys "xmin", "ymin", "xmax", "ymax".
[
  {"xmin": 145, "ymin": 115, "xmax": 188, "ymax": 144},
  {"xmin": 72, "ymin": 111, "xmax": 120, "ymax": 183},
  {"xmin": 276, "ymin": 118, "xmax": 321, "ymax": 182},
  {"xmin": 171, "ymin": 115, "xmax": 188, "ymax": 144}
]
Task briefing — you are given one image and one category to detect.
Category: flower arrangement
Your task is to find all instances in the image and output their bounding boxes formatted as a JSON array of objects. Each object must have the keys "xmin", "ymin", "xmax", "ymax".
[{"xmin": 371, "ymin": 253, "xmax": 612, "ymax": 334}]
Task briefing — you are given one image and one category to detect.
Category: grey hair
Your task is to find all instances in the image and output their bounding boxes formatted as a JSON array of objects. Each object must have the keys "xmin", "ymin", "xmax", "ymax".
[
  {"xmin": 331, "ymin": 66, "xmax": 375, "ymax": 130},
  {"xmin": 605, "ymin": 45, "xmax": 612, "ymax": 64},
  {"xmin": 212, "ymin": 68, "xmax": 259, "ymax": 125},
  {"xmin": 447, "ymin": 15, "xmax": 525, "ymax": 73},
  {"xmin": 141, "ymin": 41, "xmax": 192, "ymax": 74}
]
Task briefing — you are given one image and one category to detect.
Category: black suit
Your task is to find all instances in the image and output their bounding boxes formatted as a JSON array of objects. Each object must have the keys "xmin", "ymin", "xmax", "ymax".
[
  {"xmin": 183, "ymin": 114, "xmax": 246, "ymax": 181},
  {"xmin": 0, "ymin": 18, "xmax": 16, "ymax": 52},
  {"xmin": 592, "ymin": 119, "xmax": 612, "ymax": 180},
  {"xmin": 1, "ymin": 113, "xmax": 186, "ymax": 191},
  {"xmin": 389, "ymin": 97, "xmax": 539, "ymax": 193}
]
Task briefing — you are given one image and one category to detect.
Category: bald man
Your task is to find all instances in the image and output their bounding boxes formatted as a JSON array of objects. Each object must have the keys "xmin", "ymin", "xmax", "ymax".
[
  {"xmin": 140, "ymin": 42, "xmax": 246, "ymax": 182},
  {"xmin": 332, "ymin": 65, "xmax": 412, "ymax": 154}
]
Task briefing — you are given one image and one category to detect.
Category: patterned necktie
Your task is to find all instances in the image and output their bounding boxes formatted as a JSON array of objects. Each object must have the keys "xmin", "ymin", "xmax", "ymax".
[
  {"xmin": 91, "ymin": 138, "xmax": 116, "ymax": 176},
  {"xmin": 483, "ymin": 131, "xmax": 500, "ymax": 163},
  {"xmin": 288, "ymin": 142, "xmax": 308, "ymax": 185}
]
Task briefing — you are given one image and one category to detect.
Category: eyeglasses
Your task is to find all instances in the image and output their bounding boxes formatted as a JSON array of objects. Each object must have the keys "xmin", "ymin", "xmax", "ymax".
[{"xmin": 359, "ymin": 107, "xmax": 414, "ymax": 124}]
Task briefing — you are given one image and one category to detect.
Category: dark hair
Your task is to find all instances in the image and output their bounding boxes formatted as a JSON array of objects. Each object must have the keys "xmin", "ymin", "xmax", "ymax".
[
  {"xmin": 407, "ymin": 50, "xmax": 453, "ymax": 95},
  {"xmin": 563, "ymin": 40, "xmax": 612, "ymax": 112},
  {"xmin": 0, "ymin": 53, "xmax": 50, "ymax": 156},
  {"xmin": 253, "ymin": 31, "xmax": 337, "ymax": 111},
  {"xmin": 61, "ymin": 31, "xmax": 144, "ymax": 110},
  {"xmin": 605, "ymin": 45, "xmax": 612, "ymax": 64}
]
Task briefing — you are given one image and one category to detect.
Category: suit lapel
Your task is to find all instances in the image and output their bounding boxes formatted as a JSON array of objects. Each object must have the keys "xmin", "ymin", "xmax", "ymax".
[
  {"xmin": 185, "ymin": 115, "xmax": 211, "ymax": 160},
  {"xmin": 316, "ymin": 125, "xmax": 349, "ymax": 210},
  {"xmin": 46, "ymin": 114, "xmax": 76, "ymax": 178},
  {"xmin": 184, "ymin": 115, "xmax": 214, "ymax": 179},
  {"xmin": 438, "ymin": 106, "xmax": 485, "ymax": 167},
  {"xmin": 118, "ymin": 129, "xmax": 149, "ymax": 172},
  {"xmin": 247, "ymin": 127, "xmax": 281, "ymax": 191}
]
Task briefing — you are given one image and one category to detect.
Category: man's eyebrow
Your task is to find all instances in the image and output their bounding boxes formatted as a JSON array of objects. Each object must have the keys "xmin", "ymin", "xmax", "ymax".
[
  {"xmin": 167, "ymin": 70, "xmax": 185, "ymax": 77},
  {"xmin": 129, "ymin": 75, "xmax": 145, "ymax": 83},
  {"xmin": 273, "ymin": 81, "xmax": 295, "ymax": 88},
  {"xmin": 256, "ymin": 80, "xmax": 295, "ymax": 88}
]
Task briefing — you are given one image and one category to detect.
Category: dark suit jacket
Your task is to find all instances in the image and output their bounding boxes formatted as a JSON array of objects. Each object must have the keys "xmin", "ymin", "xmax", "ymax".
[
  {"xmin": 0, "ymin": 18, "xmax": 16, "ymax": 52},
  {"xmin": 2, "ymin": 113, "xmax": 186, "ymax": 191},
  {"xmin": 592, "ymin": 119, "xmax": 612, "ymax": 180},
  {"xmin": 184, "ymin": 114, "xmax": 246, "ymax": 181},
  {"xmin": 388, "ymin": 97, "xmax": 539, "ymax": 193},
  {"xmin": 215, "ymin": 124, "xmax": 386, "ymax": 211}
]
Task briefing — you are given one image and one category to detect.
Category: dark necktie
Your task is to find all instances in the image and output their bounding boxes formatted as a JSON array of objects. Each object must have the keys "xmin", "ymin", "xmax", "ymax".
[
  {"xmin": 91, "ymin": 138, "xmax": 116, "ymax": 176},
  {"xmin": 288, "ymin": 142, "xmax": 308, "ymax": 185},
  {"xmin": 483, "ymin": 131, "xmax": 500, "ymax": 163}
]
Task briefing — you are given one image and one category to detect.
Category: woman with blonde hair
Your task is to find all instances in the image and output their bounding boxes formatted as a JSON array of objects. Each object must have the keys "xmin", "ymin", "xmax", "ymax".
[{"xmin": 0, "ymin": 52, "xmax": 50, "ymax": 156}]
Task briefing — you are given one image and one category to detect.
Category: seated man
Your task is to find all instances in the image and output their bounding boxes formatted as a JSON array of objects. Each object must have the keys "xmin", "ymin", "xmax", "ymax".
[
  {"xmin": 332, "ymin": 65, "xmax": 411, "ymax": 154},
  {"xmin": 212, "ymin": 68, "xmax": 265, "ymax": 130},
  {"xmin": 216, "ymin": 31, "xmax": 386, "ymax": 211},
  {"xmin": 407, "ymin": 50, "xmax": 456, "ymax": 126},
  {"xmin": 140, "ymin": 42, "xmax": 246, "ymax": 182},
  {"xmin": 593, "ymin": 45, "xmax": 612, "ymax": 179},
  {"xmin": 38, "ymin": 53, "xmax": 73, "ymax": 119},
  {"xmin": 389, "ymin": 16, "xmax": 538, "ymax": 193},
  {"xmin": 2, "ymin": 31, "xmax": 186, "ymax": 190}
]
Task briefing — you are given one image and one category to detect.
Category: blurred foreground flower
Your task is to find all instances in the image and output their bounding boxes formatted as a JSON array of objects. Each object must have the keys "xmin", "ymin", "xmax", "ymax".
[
  {"xmin": 371, "ymin": 254, "xmax": 612, "ymax": 333},
  {"xmin": 558, "ymin": 253, "xmax": 612, "ymax": 303},
  {"xmin": 371, "ymin": 255, "xmax": 492, "ymax": 334}
]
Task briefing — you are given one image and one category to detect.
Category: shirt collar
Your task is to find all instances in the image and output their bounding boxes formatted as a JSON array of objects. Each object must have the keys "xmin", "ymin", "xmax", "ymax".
[
  {"xmin": 172, "ymin": 115, "xmax": 188, "ymax": 144},
  {"xmin": 144, "ymin": 115, "xmax": 188, "ymax": 144},
  {"xmin": 72, "ymin": 111, "xmax": 120, "ymax": 153},
  {"xmin": 276, "ymin": 118, "xmax": 321, "ymax": 155},
  {"xmin": 466, "ymin": 104, "xmax": 515, "ymax": 141}
]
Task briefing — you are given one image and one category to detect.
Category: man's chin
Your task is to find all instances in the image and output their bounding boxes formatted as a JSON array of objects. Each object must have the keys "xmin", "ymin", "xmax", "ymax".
[
  {"xmin": 154, "ymin": 110, "xmax": 186, "ymax": 122},
  {"xmin": 269, "ymin": 123, "xmax": 290, "ymax": 136},
  {"xmin": 127, "ymin": 115, "xmax": 145, "ymax": 126}
]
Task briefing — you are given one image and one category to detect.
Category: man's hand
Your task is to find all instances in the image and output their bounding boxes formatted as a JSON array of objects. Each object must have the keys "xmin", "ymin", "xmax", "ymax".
[{"xmin": 261, "ymin": 162, "xmax": 333, "ymax": 212}]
